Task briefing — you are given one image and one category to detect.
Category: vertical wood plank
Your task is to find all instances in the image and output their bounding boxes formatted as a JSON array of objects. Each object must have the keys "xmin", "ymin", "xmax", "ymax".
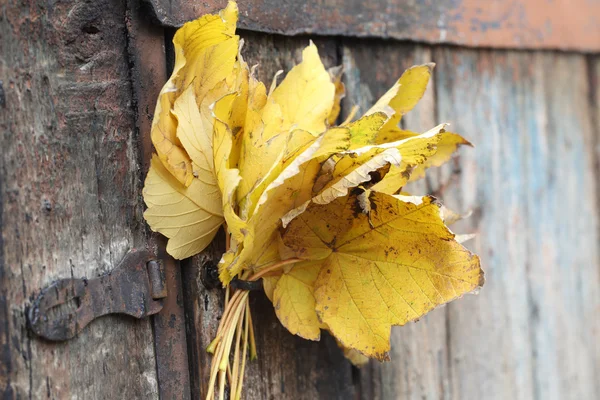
[
  {"xmin": 125, "ymin": 1, "xmax": 192, "ymax": 398},
  {"xmin": 182, "ymin": 33, "xmax": 357, "ymax": 399},
  {"xmin": 592, "ymin": 57, "xmax": 600, "ymax": 270},
  {"xmin": 0, "ymin": 1, "xmax": 158, "ymax": 398},
  {"xmin": 341, "ymin": 41, "xmax": 452, "ymax": 400},
  {"xmin": 434, "ymin": 49, "xmax": 536, "ymax": 400},
  {"xmin": 434, "ymin": 48, "xmax": 600, "ymax": 400}
]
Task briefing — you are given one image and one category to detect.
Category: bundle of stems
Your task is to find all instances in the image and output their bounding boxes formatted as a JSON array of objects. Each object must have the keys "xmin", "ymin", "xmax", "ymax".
[{"xmin": 205, "ymin": 258, "xmax": 299, "ymax": 400}]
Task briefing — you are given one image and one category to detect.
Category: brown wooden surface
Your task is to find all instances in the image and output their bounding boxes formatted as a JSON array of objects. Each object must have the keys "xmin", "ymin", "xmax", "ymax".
[
  {"xmin": 0, "ymin": 0, "xmax": 159, "ymax": 398},
  {"xmin": 147, "ymin": 0, "xmax": 600, "ymax": 52},
  {"xmin": 434, "ymin": 49, "xmax": 600, "ymax": 399},
  {"xmin": 1, "ymin": 2, "xmax": 599, "ymax": 400},
  {"xmin": 125, "ymin": 2, "xmax": 192, "ymax": 398}
]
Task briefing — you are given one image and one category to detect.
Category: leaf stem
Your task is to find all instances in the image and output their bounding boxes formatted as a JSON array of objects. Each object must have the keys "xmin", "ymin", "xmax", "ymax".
[
  {"xmin": 249, "ymin": 258, "xmax": 300, "ymax": 281},
  {"xmin": 235, "ymin": 302, "xmax": 250, "ymax": 400},
  {"xmin": 205, "ymin": 258, "xmax": 300, "ymax": 399}
]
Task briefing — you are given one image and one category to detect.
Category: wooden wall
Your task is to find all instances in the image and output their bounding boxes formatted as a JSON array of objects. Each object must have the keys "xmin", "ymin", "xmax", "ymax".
[
  {"xmin": 1, "ymin": 1, "xmax": 598, "ymax": 399},
  {"xmin": 0, "ymin": 1, "xmax": 159, "ymax": 398}
]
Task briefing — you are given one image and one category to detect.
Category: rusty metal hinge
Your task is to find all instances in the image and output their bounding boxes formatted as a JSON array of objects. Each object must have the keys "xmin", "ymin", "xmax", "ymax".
[{"xmin": 28, "ymin": 249, "xmax": 166, "ymax": 341}]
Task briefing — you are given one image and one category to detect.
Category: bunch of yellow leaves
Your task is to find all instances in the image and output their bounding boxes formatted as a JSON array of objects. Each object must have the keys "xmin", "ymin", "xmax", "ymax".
[{"xmin": 142, "ymin": 2, "xmax": 484, "ymax": 398}]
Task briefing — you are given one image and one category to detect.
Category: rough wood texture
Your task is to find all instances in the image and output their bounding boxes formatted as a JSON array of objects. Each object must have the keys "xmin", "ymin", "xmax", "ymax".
[
  {"xmin": 2, "ymin": 2, "xmax": 599, "ymax": 399},
  {"xmin": 341, "ymin": 41, "xmax": 600, "ymax": 400},
  {"xmin": 126, "ymin": 2, "xmax": 192, "ymax": 398},
  {"xmin": 0, "ymin": 1, "xmax": 158, "ymax": 398},
  {"xmin": 593, "ymin": 57, "xmax": 600, "ymax": 253},
  {"xmin": 146, "ymin": 0, "xmax": 600, "ymax": 52},
  {"xmin": 182, "ymin": 34, "xmax": 359, "ymax": 400},
  {"xmin": 436, "ymin": 49, "xmax": 599, "ymax": 400}
]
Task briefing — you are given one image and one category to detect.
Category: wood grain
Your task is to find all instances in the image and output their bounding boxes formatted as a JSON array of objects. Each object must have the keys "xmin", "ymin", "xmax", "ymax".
[
  {"xmin": 0, "ymin": 1, "xmax": 158, "ymax": 398},
  {"xmin": 146, "ymin": 0, "xmax": 600, "ymax": 52},
  {"xmin": 125, "ymin": 1, "xmax": 192, "ymax": 398},
  {"xmin": 434, "ymin": 48, "xmax": 600, "ymax": 400},
  {"xmin": 2, "ymin": 3, "xmax": 599, "ymax": 399},
  {"xmin": 341, "ymin": 41, "xmax": 600, "ymax": 400}
]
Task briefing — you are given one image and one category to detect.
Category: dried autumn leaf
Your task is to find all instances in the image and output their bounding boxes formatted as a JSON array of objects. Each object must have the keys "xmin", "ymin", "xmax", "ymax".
[
  {"xmin": 280, "ymin": 123, "xmax": 447, "ymax": 223},
  {"xmin": 223, "ymin": 109, "xmax": 444, "ymax": 281},
  {"xmin": 143, "ymin": 156, "xmax": 223, "ymax": 259},
  {"xmin": 349, "ymin": 64, "xmax": 472, "ymax": 190},
  {"xmin": 236, "ymin": 43, "xmax": 335, "ymax": 215},
  {"xmin": 409, "ymin": 132, "xmax": 473, "ymax": 181},
  {"xmin": 144, "ymin": 2, "xmax": 245, "ymax": 259},
  {"xmin": 171, "ymin": 86, "xmax": 222, "ymax": 208},
  {"xmin": 281, "ymin": 191, "xmax": 483, "ymax": 359},
  {"xmin": 273, "ymin": 260, "xmax": 324, "ymax": 340},
  {"xmin": 366, "ymin": 63, "xmax": 434, "ymax": 144},
  {"xmin": 213, "ymin": 93, "xmax": 247, "ymax": 244},
  {"xmin": 151, "ymin": 1, "xmax": 239, "ymax": 186},
  {"xmin": 220, "ymin": 127, "xmax": 353, "ymax": 283},
  {"xmin": 269, "ymin": 42, "xmax": 335, "ymax": 134}
]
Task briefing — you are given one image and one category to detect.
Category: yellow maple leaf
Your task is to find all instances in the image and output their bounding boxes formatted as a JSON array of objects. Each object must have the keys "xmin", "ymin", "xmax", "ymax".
[
  {"xmin": 346, "ymin": 63, "xmax": 472, "ymax": 190},
  {"xmin": 144, "ymin": 2, "xmax": 253, "ymax": 260},
  {"xmin": 366, "ymin": 63, "xmax": 434, "ymax": 144},
  {"xmin": 409, "ymin": 132, "xmax": 473, "ymax": 181},
  {"xmin": 281, "ymin": 191, "xmax": 483, "ymax": 360},
  {"xmin": 213, "ymin": 93, "xmax": 247, "ymax": 244},
  {"xmin": 150, "ymin": 1, "xmax": 239, "ymax": 187},
  {"xmin": 220, "ymin": 127, "xmax": 354, "ymax": 282},
  {"xmin": 279, "ymin": 122, "xmax": 446, "ymax": 222},
  {"xmin": 236, "ymin": 43, "xmax": 335, "ymax": 216},
  {"xmin": 272, "ymin": 260, "xmax": 324, "ymax": 340}
]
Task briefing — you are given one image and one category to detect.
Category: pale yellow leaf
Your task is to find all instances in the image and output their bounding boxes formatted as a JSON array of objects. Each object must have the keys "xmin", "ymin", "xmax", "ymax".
[
  {"xmin": 366, "ymin": 63, "xmax": 434, "ymax": 144},
  {"xmin": 150, "ymin": 1, "xmax": 240, "ymax": 187},
  {"xmin": 143, "ymin": 156, "xmax": 223, "ymax": 259},
  {"xmin": 219, "ymin": 127, "xmax": 352, "ymax": 283},
  {"xmin": 409, "ymin": 132, "xmax": 472, "ymax": 181},
  {"xmin": 270, "ymin": 42, "xmax": 335, "ymax": 134}
]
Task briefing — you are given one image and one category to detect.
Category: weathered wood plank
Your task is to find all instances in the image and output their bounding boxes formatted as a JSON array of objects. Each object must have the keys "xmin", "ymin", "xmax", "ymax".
[
  {"xmin": 341, "ymin": 39, "xmax": 600, "ymax": 400},
  {"xmin": 0, "ymin": 1, "xmax": 158, "ymax": 398},
  {"xmin": 434, "ymin": 48, "xmax": 600, "ymax": 400},
  {"xmin": 593, "ymin": 57, "xmax": 600, "ymax": 266},
  {"xmin": 341, "ymin": 41, "xmax": 453, "ymax": 400},
  {"xmin": 126, "ymin": 2, "xmax": 192, "ymax": 398},
  {"xmin": 146, "ymin": 0, "xmax": 600, "ymax": 52},
  {"xmin": 182, "ymin": 33, "xmax": 359, "ymax": 399}
]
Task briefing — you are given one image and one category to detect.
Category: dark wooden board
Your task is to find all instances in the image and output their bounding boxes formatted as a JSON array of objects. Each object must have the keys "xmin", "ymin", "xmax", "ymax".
[
  {"xmin": 146, "ymin": 0, "xmax": 600, "ymax": 52},
  {"xmin": 126, "ymin": 1, "xmax": 192, "ymax": 398},
  {"xmin": 0, "ymin": 1, "xmax": 159, "ymax": 398}
]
